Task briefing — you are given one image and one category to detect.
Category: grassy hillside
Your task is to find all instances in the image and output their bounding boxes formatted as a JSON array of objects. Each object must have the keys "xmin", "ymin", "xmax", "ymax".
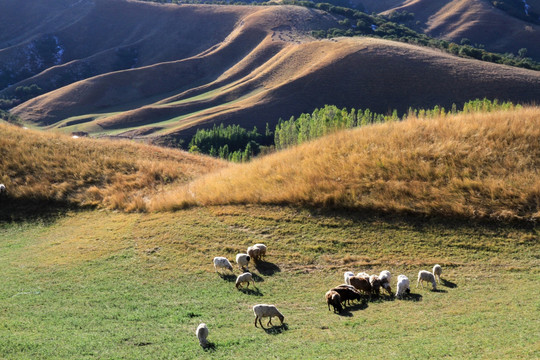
[
  {"xmin": 152, "ymin": 106, "xmax": 540, "ymax": 221},
  {"xmin": 0, "ymin": 206, "xmax": 538, "ymax": 359},
  {"xmin": 0, "ymin": 122, "xmax": 225, "ymax": 217}
]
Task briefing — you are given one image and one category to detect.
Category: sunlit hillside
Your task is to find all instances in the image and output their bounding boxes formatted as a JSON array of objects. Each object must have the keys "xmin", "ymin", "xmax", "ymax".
[
  {"xmin": 0, "ymin": 123, "xmax": 226, "ymax": 215},
  {"xmin": 152, "ymin": 106, "xmax": 540, "ymax": 221}
]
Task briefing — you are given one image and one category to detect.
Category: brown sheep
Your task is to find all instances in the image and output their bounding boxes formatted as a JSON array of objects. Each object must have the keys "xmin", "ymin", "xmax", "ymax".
[
  {"xmin": 369, "ymin": 275, "xmax": 382, "ymax": 296},
  {"xmin": 325, "ymin": 290, "xmax": 343, "ymax": 313},
  {"xmin": 349, "ymin": 276, "xmax": 372, "ymax": 295},
  {"xmin": 331, "ymin": 285, "xmax": 362, "ymax": 306}
]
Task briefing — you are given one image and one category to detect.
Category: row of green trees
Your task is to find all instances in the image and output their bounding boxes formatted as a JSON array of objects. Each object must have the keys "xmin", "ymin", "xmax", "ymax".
[{"xmin": 188, "ymin": 99, "xmax": 520, "ymax": 160}]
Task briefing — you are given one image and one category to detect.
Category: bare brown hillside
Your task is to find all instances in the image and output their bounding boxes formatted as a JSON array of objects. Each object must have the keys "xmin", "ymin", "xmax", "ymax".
[
  {"xmin": 4, "ymin": 0, "xmax": 540, "ymax": 144},
  {"xmin": 358, "ymin": 0, "xmax": 540, "ymax": 60}
]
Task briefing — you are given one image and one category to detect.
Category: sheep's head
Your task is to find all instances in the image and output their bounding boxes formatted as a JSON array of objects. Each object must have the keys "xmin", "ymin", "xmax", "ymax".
[{"xmin": 277, "ymin": 314, "xmax": 284, "ymax": 324}]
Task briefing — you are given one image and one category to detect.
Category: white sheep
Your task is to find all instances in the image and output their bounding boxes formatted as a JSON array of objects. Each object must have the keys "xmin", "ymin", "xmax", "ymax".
[
  {"xmin": 213, "ymin": 257, "xmax": 233, "ymax": 273},
  {"xmin": 395, "ymin": 274, "xmax": 410, "ymax": 299},
  {"xmin": 236, "ymin": 253, "xmax": 251, "ymax": 271},
  {"xmin": 433, "ymin": 264, "xmax": 442, "ymax": 284},
  {"xmin": 253, "ymin": 304, "xmax": 284, "ymax": 328},
  {"xmin": 379, "ymin": 270, "xmax": 392, "ymax": 283},
  {"xmin": 0, "ymin": 184, "xmax": 6, "ymax": 197},
  {"xmin": 235, "ymin": 272, "xmax": 254, "ymax": 289},
  {"xmin": 247, "ymin": 246, "xmax": 261, "ymax": 262},
  {"xmin": 356, "ymin": 272, "xmax": 369, "ymax": 278},
  {"xmin": 253, "ymin": 243, "xmax": 267, "ymax": 259},
  {"xmin": 417, "ymin": 270, "xmax": 437, "ymax": 290},
  {"xmin": 195, "ymin": 323, "xmax": 209, "ymax": 348},
  {"xmin": 344, "ymin": 271, "xmax": 355, "ymax": 285}
]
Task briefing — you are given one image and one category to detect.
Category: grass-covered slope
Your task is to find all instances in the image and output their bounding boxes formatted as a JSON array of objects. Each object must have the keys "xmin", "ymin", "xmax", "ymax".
[
  {"xmin": 154, "ymin": 107, "xmax": 540, "ymax": 221},
  {"xmin": 0, "ymin": 122, "xmax": 226, "ymax": 215},
  {"xmin": 0, "ymin": 206, "xmax": 538, "ymax": 359}
]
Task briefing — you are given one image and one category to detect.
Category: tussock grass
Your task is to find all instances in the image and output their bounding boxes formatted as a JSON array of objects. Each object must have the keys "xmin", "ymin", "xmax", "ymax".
[
  {"xmin": 152, "ymin": 107, "xmax": 540, "ymax": 221},
  {"xmin": 0, "ymin": 123, "xmax": 225, "ymax": 213}
]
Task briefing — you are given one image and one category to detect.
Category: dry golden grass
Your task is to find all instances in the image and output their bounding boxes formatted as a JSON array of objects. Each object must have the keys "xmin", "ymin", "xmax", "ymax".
[
  {"xmin": 151, "ymin": 107, "xmax": 540, "ymax": 221},
  {"xmin": 0, "ymin": 123, "xmax": 226, "ymax": 211}
]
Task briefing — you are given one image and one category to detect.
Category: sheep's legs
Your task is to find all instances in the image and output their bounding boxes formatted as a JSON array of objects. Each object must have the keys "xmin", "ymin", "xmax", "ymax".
[
  {"xmin": 267, "ymin": 317, "xmax": 273, "ymax": 327},
  {"xmin": 259, "ymin": 318, "xmax": 265, "ymax": 328}
]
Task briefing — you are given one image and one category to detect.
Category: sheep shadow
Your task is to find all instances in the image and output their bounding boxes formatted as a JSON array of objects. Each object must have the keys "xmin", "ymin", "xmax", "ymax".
[
  {"xmin": 217, "ymin": 273, "xmax": 236, "ymax": 282},
  {"xmin": 442, "ymin": 279, "xmax": 458, "ymax": 288},
  {"xmin": 432, "ymin": 288, "xmax": 448, "ymax": 293},
  {"xmin": 344, "ymin": 300, "xmax": 368, "ymax": 313},
  {"xmin": 262, "ymin": 323, "xmax": 288, "ymax": 335},
  {"xmin": 238, "ymin": 287, "xmax": 263, "ymax": 296},
  {"xmin": 254, "ymin": 260, "xmax": 281, "ymax": 276},
  {"xmin": 398, "ymin": 293, "xmax": 423, "ymax": 301},
  {"xmin": 251, "ymin": 273, "xmax": 264, "ymax": 282},
  {"xmin": 202, "ymin": 342, "xmax": 216, "ymax": 352}
]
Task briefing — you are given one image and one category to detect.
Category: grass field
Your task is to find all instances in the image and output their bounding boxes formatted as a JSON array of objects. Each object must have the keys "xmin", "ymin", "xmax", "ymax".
[{"xmin": 1, "ymin": 206, "xmax": 538, "ymax": 359}]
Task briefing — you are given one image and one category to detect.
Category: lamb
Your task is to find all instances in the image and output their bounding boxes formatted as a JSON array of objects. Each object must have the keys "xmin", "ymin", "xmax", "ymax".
[
  {"xmin": 379, "ymin": 270, "xmax": 393, "ymax": 296},
  {"xmin": 235, "ymin": 272, "xmax": 254, "ymax": 289},
  {"xmin": 395, "ymin": 274, "xmax": 410, "ymax": 299},
  {"xmin": 253, "ymin": 243, "xmax": 267, "ymax": 259},
  {"xmin": 332, "ymin": 284, "xmax": 363, "ymax": 305},
  {"xmin": 417, "ymin": 270, "xmax": 437, "ymax": 290},
  {"xmin": 344, "ymin": 271, "xmax": 355, "ymax": 285},
  {"xmin": 433, "ymin": 264, "xmax": 442, "ymax": 284},
  {"xmin": 247, "ymin": 246, "xmax": 261, "ymax": 262},
  {"xmin": 235, "ymin": 253, "xmax": 251, "ymax": 271},
  {"xmin": 213, "ymin": 257, "xmax": 233, "ymax": 273},
  {"xmin": 196, "ymin": 323, "xmax": 209, "ymax": 348},
  {"xmin": 325, "ymin": 290, "xmax": 343, "ymax": 313},
  {"xmin": 253, "ymin": 304, "xmax": 284, "ymax": 328}
]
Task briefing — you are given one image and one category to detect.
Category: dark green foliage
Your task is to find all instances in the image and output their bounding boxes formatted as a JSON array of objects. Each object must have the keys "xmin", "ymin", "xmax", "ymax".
[
  {"xmin": 490, "ymin": 0, "xmax": 540, "ymax": 25},
  {"xmin": 0, "ymin": 109, "xmax": 21, "ymax": 125},
  {"xmin": 14, "ymin": 84, "xmax": 43, "ymax": 101},
  {"xmin": 113, "ymin": 47, "xmax": 139, "ymax": 71},
  {"xmin": 188, "ymin": 123, "xmax": 273, "ymax": 162}
]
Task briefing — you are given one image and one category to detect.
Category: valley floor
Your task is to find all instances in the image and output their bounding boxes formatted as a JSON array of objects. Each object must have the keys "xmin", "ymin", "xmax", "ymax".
[{"xmin": 0, "ymin": 206, "xmax": 538, "ymax": 359}]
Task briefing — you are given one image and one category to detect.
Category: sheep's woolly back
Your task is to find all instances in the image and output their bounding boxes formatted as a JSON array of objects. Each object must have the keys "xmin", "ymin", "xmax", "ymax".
[
  {"xmin": 396, "ymin": 275, "xmax": 410, "ymax": 298},
  {"xmin": 433, "ymin": 264, "xmax": 442, "ymax": 276},
  {"xmin": 196, "ymin": 323, "xmax": 209, "ymax": 347},
  {"xmin": 235, "ymin": 272, "xmax": 253, "ymax": 288},
  {"xmin": 253, "ymin": 304, "xmax": 283, "ymax": 318},
  {"xmin": 236, "ymin": 253, "xmax": 250, "ymax": 268},
  {"xmin": 379, "ymin": 270, "xmax": 391, "ymax": 282},
  {"xmin": 418, "ymin": 270, "xmax": 437, "ymax": 289},
  {"xmin": 213, "ymin": 257, "xmax": 233, "ymax": 271},
  {"xmin": 253, "ymin": 243, "xmax": 267, "ymax": 256}
]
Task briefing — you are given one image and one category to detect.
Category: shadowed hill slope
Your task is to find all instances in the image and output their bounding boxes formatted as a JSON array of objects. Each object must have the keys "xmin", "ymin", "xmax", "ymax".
[{"xmin": 151, "ymin": 106, "xmax": 540, "ymax": 222}]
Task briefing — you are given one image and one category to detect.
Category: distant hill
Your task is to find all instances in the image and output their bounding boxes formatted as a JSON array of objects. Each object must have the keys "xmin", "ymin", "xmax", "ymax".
[
  {"xmin": 3, "ymin": 0, "xmax": 540, "ymax": 145},
  {"xmin": 356, "ymin": 0, "xmax": 540, "ymax": 60}
]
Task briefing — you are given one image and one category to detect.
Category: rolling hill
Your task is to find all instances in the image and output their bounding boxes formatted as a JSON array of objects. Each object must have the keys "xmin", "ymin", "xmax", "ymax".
[{"xmin": 3, "ymin": 0, "xmax": 540, "ymax": 145}]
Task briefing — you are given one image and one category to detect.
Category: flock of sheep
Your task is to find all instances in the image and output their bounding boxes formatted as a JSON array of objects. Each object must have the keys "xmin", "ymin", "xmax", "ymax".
[
  {"xmin": 196, "ymin": 242, "xmax": 445, "ymax": 348},
  {"xmin": 326, "ymin": 264, "xmax": 443, "ymax": 313}
]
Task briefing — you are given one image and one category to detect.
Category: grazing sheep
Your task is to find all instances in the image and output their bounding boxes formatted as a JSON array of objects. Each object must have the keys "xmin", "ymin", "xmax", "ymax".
[
  {"xmin": 253, "ymin": 304, "xmax": 284, "ymax": 328},
  {"xmin": 344, "ymin": 271, "xmax": 355, "ymax": 285},
  {"xmin": 379, "ymin": 270, "xmax": 393, "ymax": 296},
  {"xmin": 395, "ymin": 275, "xmax": 410, "ymax": 299},
  {"xmin": 253, "ymin": 243, "xmax": 267, "ymax": 259},
  {"xmin": 235, "ymin": 253, "xmax": 251, "ymax": 271},
  {"xmin": 331, "ymin": 284, "xmax": 363, "ymax": 305},
  {"xmin": 433, "ymin": 264, "xmax": 442, "ymax": 284},
  {"xmin": 0, "ymin": 184, "xmax": 6, "ymax": 198},
  {"xmin": 348, "ymin": 276, "xmax": 372, "ymax": 296},
  {"xmin": 417, "ymin": 270, "xmax": 437, "ymax": 290},
  {"xmin": 213, "ymin": 257, "xmax": 233, "ymax": 273},
  {"xmin": 235, "ymin": 272, "xmax": 254, "ymax": 289},
  {"xmin": 356, "ymin": 272, "xmax": 370, "ymax": 278},
  {"xmin": 196, "ymin": 323, "xmax": 209, "ymax": 348},
  {"xmin": 325, "ymin": 290, "xmax": 343, "ymax": 313},
  {"xmin": 369, "ymin": 275, "xmax": 382, "ymax": 296},
  {"xmin": 247, "ymin": 246, "xmax": 261, "ymax": 262}
]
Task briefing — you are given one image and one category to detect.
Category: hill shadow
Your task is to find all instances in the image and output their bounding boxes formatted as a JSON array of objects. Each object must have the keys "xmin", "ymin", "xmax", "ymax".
[
  {"xmin": 263, "ymin": 323, "xmax": 288, "ymax": 335},
  {"xmin": 218, "ymin": 273, "xmax": 236, "ymax": 282},
  {"xmin": 254, "ymin": 260, "xmax": 281, "ymax": 276},
  {"xmin": 0, "ymin": 199, "xmax": 84, "ymax": 224},
  {"xmin": 442, "ymin": 279, "xmax": 458, "ymax": 288},
  {"xmin": 238, "ymin": 287, "xmax": 263, "ymax": 296}
]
